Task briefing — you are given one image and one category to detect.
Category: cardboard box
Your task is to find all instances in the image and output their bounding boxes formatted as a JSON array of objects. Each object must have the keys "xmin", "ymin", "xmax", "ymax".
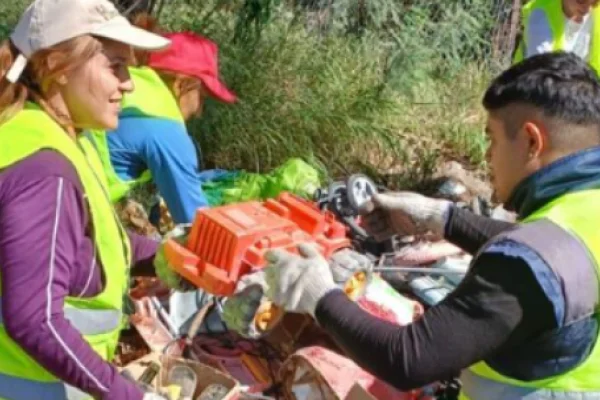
[
  {"xmin": 345, "ymin": 383, "xmax": 377, "ymax": 400},
  {"xmin": 122, "ymin": 352, "xmax": 240, "ymax": 399}
]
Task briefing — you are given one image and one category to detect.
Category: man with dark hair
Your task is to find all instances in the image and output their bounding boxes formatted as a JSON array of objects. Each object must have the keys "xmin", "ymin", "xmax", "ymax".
[{"xmin": 247, "ymin": 51, "xmax": 600, "ymax": 399}]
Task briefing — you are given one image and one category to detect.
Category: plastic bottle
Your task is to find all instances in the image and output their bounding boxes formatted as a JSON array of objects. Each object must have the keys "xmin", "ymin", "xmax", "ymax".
[{"xmin": 167, "ymin": 365, "xmax": 197, "ymax": 400}]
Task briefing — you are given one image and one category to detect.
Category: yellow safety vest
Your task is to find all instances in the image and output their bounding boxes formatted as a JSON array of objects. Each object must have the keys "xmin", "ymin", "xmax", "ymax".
[
  {"xmin": 460, "ymin": 188, "xmax": 600, "ymax": 399},
  {"xmin": 513, "ymin": 0, "xmax": 600, "ymax": 72},
  {"xmin": 0, "ymin": 104, "xmax": 132, "ymax": 399}
]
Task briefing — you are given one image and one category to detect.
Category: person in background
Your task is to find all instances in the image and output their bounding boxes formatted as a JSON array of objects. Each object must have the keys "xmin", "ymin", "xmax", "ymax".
[
  {"xmin": 245, "ymin": 52, "xmax": 600, "ymax": 399},
  {"xmin": 514, "ymin": 0, "xmax": 600, "ymax": 70},
  {"xmin": 86, "ymin": 14, "xmax": 237, "ymax": 225},
  {"xmin": 0, "ymin": 0, "xmax": 173, "ymax": 398}
]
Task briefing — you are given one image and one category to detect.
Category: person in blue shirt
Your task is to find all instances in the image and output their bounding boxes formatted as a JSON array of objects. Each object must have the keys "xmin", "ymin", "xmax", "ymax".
[{"xmin": 87, "ymin": 16, "xmax": 236, "ymax": 225}]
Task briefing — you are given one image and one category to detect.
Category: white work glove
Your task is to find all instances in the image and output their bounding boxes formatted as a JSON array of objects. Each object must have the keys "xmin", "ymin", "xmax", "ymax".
[
  {"xmin": 264, "ymin": 244, "xmax": 338, "ymax": 317},
  {"xmin": 329, "ymin": 248, "xmax": 373, "ymax": 286},
  {"xmin": 222, "ymin": 271, "xmax": 269, "ymax": 338},
  {"xmin": 360, "ymin": 192, "xmax": 452, "ymax": 241}
]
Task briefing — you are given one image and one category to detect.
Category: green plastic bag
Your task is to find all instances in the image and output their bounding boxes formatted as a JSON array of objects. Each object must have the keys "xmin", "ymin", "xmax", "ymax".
[{"xmin": 202, "ymin": 158, "xmax": 321, "ymax": 206}]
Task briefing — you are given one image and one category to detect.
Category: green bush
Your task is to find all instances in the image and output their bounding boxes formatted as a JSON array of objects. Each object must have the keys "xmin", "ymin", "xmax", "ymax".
[
  {"xmin": 196, "ymin": 27, "xmax": 401, "ymax": 177},
  {"xmin": 0, "ymin": 1, "xmax": 28, "ymax": 42}
]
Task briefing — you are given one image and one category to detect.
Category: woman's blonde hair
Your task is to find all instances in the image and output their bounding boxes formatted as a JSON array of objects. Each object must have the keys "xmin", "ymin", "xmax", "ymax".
[{"xmin": 0, "ymin": 35, "xmax": 102, "ymax": 126}]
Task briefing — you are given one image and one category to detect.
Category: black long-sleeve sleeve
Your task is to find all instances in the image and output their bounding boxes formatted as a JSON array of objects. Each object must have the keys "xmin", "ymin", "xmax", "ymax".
[
  {"xmin": 314, "ymin": 250, "xmax": 556, "ymax": 391},
  {"xmin": 444, "ymin": 206, "xmax": 516, "ymax": 254}
]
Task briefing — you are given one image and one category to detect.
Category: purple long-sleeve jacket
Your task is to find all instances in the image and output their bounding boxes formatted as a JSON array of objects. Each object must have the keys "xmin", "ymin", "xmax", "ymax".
[{"xmin": 0, "ymin": 150, "xmax": 160, "ymax": 399}]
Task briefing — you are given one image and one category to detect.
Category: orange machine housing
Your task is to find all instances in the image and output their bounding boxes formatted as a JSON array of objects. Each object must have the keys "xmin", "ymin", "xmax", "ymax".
[{"xmin": 164, "ymin": 192, "xmax": 351, "ymax": 296}]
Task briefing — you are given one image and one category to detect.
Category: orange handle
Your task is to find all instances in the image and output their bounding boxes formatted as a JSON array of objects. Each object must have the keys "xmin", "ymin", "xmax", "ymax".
[{"xmin": 163, "ymin": 239, "xmax": 202, "ymax": 284}]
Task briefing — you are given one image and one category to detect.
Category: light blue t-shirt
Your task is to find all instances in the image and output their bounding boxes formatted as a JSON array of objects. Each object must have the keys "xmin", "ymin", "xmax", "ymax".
[{"xmin": 106, "ymin": 116, "xmax": 209, "ymax": 224}]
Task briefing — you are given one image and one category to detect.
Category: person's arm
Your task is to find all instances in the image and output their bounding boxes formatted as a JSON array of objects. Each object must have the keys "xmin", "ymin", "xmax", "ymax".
[
  {"xmin": 524, "ymin": 9, "xmax": 554, "ymax": 58},
  {"xmin": 128, "ymin": 231, "xmax": 159, "ymax": 276},
  {"xmin": 0, "ymin": 172, "xmax": 142, "ymax": 399},
  {"xmin": 444, "ymin": 206, "xmax": 515, "ymax": 254},
  {"xmin": 314, "ymin": 248, "xmax": 556, "ymax": 390},
  {"xmin": 112, "ymin": 117, "xmax": 209, "ymax": 224},
  {"xmin": 358, "ymin": 193, "xmax": 514, "ymax": 255},
  {"xmin": 143, "ymin": 119, "xmax": 209, "ymax": 224}
]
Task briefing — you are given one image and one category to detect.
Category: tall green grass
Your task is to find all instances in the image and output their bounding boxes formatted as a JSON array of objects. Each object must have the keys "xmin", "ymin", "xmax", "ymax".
[
  {"xmin": 175, "ymin": 0, "xmax": 496, "ymax": 186},
  {"xmin": 0, "ymin": 0, "xmax": 498, "ymax": 188}
]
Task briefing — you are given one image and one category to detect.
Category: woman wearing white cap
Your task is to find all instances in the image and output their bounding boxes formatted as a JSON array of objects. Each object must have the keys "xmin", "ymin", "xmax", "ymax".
[
  {"xmin": 0, "ymin": 0, "xmax": 172, "ymax": 399},
  {"xmin": 85, "ymin": 13, "xmax": 237, "ymax": 227}
]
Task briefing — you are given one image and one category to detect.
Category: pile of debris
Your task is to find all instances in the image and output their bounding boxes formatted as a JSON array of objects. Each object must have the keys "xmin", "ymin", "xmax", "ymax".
[
  {"xmin": 116, "ymin": 276, "xmax": 431, "ymax": 399},
  {"xmin": 113, "ymin": 170, "xmax": 513, "ymax": 400}
]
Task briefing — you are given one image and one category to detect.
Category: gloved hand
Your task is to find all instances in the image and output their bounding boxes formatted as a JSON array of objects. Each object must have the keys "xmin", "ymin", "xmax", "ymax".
[
  {"xmin": 359, "ymin": 192, "xmax": 452, "ymax": 241},
  {"xmin": 222, "ymin": 271, "xmax": 269, "ymax": 338},
  {"xmin": 153, "ymin": 224, "xmax": 196, "ymax": 291},
  {"xmin": 329, "ymin": 248, "xmax": 373, "ymax": 286},
  {"xmin": 264, "ymin": 243, "xmax": 338, "ymax": 317}
]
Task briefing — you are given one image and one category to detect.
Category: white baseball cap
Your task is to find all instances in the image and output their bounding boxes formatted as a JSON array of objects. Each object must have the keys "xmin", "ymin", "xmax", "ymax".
[{"xmin": 5, "ymin": 0, "xmax": 171, "ymax": 83}]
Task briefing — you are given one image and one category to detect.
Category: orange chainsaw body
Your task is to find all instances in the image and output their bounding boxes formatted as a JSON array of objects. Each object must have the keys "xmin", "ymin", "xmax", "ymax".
[{"xmin": 164, "ymin": 192, "xmax": 351, "ymax": 296}]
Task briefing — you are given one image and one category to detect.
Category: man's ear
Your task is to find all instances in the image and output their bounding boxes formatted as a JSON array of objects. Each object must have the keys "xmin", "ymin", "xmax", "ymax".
[{"xmin": 523, "ymin": 120, "xmax": 547, "ymax": 160}]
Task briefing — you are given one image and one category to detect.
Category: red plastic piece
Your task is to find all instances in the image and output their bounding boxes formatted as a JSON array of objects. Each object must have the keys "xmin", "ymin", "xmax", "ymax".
[{"xmin": 164, "ymin": 192, "xmax": 351, "ymax": 296}]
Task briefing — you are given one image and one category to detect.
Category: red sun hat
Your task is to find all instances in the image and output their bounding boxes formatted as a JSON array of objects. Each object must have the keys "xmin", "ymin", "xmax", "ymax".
[{"xmin": 148, "ymin": 32, "xmax": 237, "ymax": 103}]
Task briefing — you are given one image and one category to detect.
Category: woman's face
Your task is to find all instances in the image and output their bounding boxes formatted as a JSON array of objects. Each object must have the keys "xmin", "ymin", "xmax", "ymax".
[
  {"xmin": 177, "ymin": 78, "xmax": 207, "ymax": 121},
  {"xmin": 60, "ymin": 39, "xmax": 133, "ymax": 130},
  {"xmin": 563, "ymin": 0, "xmax": 599, "ymax": 22}
]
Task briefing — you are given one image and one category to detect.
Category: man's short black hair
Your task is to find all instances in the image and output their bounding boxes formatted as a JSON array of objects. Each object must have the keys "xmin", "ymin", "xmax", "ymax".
[{"xmin": 483, "ymin": 52, "xmax": 600, "ymax": 127}]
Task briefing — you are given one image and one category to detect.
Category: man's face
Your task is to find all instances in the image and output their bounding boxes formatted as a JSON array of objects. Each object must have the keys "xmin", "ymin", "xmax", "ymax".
[
  {"xmin": 485, "ymin": 111, "xmax": 534, "ymax": 203},
  {"xmin": 563, "ymin": 0, "xmax": 599, "ymax": 22}
]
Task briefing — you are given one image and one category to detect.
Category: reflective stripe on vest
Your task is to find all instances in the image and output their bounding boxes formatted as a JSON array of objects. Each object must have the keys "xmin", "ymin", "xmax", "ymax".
[
  {"xmin": 460, "ymin": 189, "xmax": 600, "ymax": 399},
  {"xmin": 460, "ymin": 369, "xmax": 600, "ymax": 400},
  {"xmin": 0, "ymin": 104, "xmax": 131, "ymax": 397},
  {"xmin": 513, "ymin": 0, "xmax": 600, "ymax": 72},
  {"xmin": 86, "ymin": 66, "xmax": 184, "ymax": 202},
  {"xmin": 0, "ymin": 373, "xmax": 89, "ymax": 400},
  {"xmin": 0, "ymin": 300, "xmax": 121, "ymax": 336}
]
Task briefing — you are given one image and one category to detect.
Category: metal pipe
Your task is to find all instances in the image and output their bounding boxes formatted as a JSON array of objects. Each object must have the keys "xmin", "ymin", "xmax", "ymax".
[
  {"xmin": 239, "ymin": 391, "xmax": 277, "ymax": 400},
  {"xmin": 149, "ymin": 296, "xmax": 179, "ymax": 337},
  {"xmin": 372, "ymin": 266, "xmax": 466, "ymax": 276}
]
